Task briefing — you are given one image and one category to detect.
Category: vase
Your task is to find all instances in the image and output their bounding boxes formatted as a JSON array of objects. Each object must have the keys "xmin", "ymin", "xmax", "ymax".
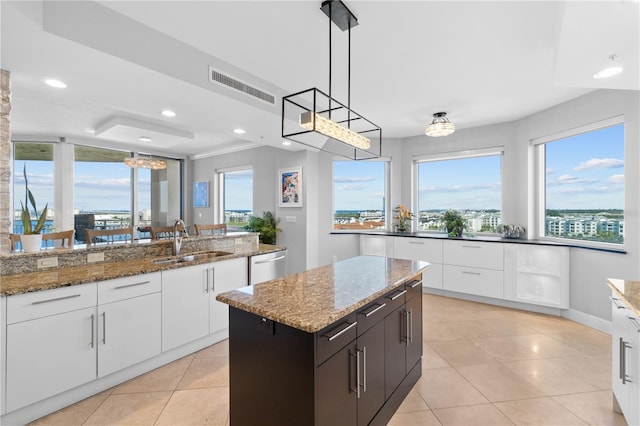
[{"xmin": 20, "ymin": 234, "xmax": 43, "ymax": 253}]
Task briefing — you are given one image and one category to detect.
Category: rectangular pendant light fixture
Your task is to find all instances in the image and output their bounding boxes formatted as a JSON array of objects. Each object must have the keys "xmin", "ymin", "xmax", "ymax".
[{"xmin": 299, "ymin": 111, "xmax": 371, "ymax": 150}]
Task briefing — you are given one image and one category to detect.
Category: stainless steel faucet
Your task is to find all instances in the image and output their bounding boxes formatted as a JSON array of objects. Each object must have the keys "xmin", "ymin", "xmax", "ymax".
[{"xmin": 172, "ymin": 219, "xmax": 187, "ymax": 256}]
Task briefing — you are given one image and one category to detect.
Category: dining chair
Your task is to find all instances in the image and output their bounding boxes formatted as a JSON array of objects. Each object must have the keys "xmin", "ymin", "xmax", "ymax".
[
  {"xmin": 193, "ymin": 224, "xmax": 227, "ymax": 236},
  {"xmin": 84, "ymin": 227, "xmax": 134, "ymax": 246},
  {"xmin": 8, "ymin": 234, "xmax": 21, "ymax": 251},
  {"xmin": 150, "ymin": 225, "xmax": 187, "ymax": 240},
  {"xmin": 42, "ymin": 230, "xmax": 75, "ymax": 248}
]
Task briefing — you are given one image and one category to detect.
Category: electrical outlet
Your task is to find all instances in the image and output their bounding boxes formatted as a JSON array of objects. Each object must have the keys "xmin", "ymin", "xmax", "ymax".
[
  {"xmin": 37, "ymin": 257, "xmax": 58, "ymax": 269},
  {"xmin": 87, "ymin": 252, "xmax": 105, "ymax": 263},
  {"xmin": 332, "ymin": 255, "xmax": 338, "ymax": 263}
]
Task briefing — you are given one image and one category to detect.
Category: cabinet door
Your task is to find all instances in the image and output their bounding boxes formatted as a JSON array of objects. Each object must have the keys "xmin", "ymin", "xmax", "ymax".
[
  {"xmin": 405, "ymin": 294, "xmax": 423, "ymax": 372},
  {"xmin": 210, "ymin": 257, "xmax": 248, "ymax": 335},
  {"xmin": 162, "ymin": 264, "xmax": 211, "ymax": 351},
  {"xmin": 6, "ymin": 307, "xmax": 96, "ymax": 412},
  {"xmin": 443, "ymin": 265, "xmax": 504, "ymax": 299},
  {"xmin": 316, "ymin": 342, "xmax": 358, "ymax": 426},
  {"xmin": 98, "ymin": 292, "xmax": 162, "ymax": 377},
  {"xmin": 384, "ymin": 305, "xmax": 406, "ymax": 399},
  {"xmin": 357, "ymin": 321, "xmax": 385, "ymax": 426}
]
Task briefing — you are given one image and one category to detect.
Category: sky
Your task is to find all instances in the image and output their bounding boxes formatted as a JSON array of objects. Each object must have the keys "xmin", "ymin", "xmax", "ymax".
[{"xmin": 13, "ymin": 122, "xmax": 624, "ymax": 215}]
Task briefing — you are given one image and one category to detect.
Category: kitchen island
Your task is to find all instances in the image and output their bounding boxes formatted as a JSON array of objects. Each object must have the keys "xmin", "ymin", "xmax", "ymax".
[{"xmin": 216, "ymin": 255, "xmax": 430, "ymax": 426}]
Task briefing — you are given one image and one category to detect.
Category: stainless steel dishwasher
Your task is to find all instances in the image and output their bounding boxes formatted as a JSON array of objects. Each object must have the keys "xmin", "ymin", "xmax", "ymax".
[{"xmin": 249, "ymin": 249, "xmax": 287, "ymax": 285}]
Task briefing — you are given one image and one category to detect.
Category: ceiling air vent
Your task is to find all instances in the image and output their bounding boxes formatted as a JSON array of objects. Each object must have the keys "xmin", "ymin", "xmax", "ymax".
[{"xmin": 209, "ymin": 66, "xmax": 275, "ymax": 105}]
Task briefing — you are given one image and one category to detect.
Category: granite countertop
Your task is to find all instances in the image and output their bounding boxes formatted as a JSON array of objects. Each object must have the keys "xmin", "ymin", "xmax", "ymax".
[
  {"xmin": 216, "ymin": 256, "xmax": 430, "ymax": 333},
  {"xmin": 0, "ymin": 244, "xmax": 284, "ymax": 296},
  {"xmin": 607, "ymin": 278, "xmax": 640, "ymax": 317}
]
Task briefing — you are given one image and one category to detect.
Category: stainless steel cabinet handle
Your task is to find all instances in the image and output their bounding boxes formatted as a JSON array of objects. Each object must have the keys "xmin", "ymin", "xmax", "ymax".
[
  {"xmin": 462, "ymin": 245, "xmax": 481, "ymax": 249},
  {"xmin": 364, "ymin": 303, "xmax": 386, "ymax": 318},
  {"xmin": 408, "ymin": 241, "xmax": 424, "ymax": 245},
  {"xmin": 362, "ymin": 346, "xmax": 367, "ymax": 393},
  {"xmin": 409, "ymin": 309, "xmax": 413, "ymax": 344},
  {"xmin": 462, "ymin": 271, "xmax": 481, "ymax": 276},
  {"xmin": 211, "ymin": 267, "xmax": 215, "ymax": 292},
  {"xmin": 204, "ymin": 268, "xmax": 210, "ymax": 293},
  {"xmin": 405, "ymin": 310, "xmax": 410, "ymax": 346},
  {"xmin": 90, "ymin": 314, "xmax": 95, "ymax": 348},
  {"xmin": 254, "ymin": 255, "xmax": 286, "ymax": 264},
  {"xmin": 407, "ymin": 280, "xmax": 422, "ymax": 289},
  {"xmin": 356, "ymin": 349, "xmax": 361, "ymax": 399},
  {"xmin": 628, "ymin": 316, "xmax": 640, "ymax": 333},
  {"xmin": 325, "ymin": 321, "xmax": 357, "ymax": 341},
  {"xmin": 114, "ymin": 280, "xmax": 150, "ymax": 290},
  {"xmin": 31, "ymin": 294, "xmax": 81, "ymax": 305},
  {"xmin": 620, "ymin": 337, "xmax": 632, "ymax": 384},
  {"xmin": 389, "ymin": 289, "xmax": 407, "ymax": 301},
  {"xmin": 101, "ymin": 312, "xmax": 106, "ymax": 345},
  {"xmin": 610, "ymin": 296, "xmax": 626, "ymax": 309}
]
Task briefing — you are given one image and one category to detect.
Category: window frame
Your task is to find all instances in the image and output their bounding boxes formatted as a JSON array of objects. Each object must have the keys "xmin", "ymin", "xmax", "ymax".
[
  {"xmin": 217, "ymin": 165, "xmax": 253, "ymax": 230},
  {"xmin": 331, "ymin": 157, "xmax": 391, "ymax": 232},
  {"xmin": 413, "ymin": 147, "xmax": 504, "ymax": 235},
  {"xmin": 531, "ymin": 116, "xmax": 625, "ymax": 249}
]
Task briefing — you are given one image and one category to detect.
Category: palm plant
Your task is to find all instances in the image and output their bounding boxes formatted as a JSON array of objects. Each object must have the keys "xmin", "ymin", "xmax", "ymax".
[
  {"xmin": 242, "ymin": 211, "xmax": 281, "ymax": 244},
  {"xmin": 20, "ymin": 164, "xmax": 48, "ymax": 234}
]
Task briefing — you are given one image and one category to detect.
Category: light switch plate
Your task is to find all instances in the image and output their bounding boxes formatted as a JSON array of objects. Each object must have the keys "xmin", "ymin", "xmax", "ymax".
[
  {"xmin": 285, "ymin": 216, "xmax": 296, "ymax": 223},
  {"xmin": 37, "ymin": 257, "xmax": 58, "ymax": 269},
  {"xmin": 87, "ymin": 252, "xmax": 105, "ymax": 263}
]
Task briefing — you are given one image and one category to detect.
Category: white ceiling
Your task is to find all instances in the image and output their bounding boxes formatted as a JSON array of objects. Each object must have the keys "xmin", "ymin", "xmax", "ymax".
[{"xmin": 1, "ymin": 1, "xmax": 638, "ymax": 158}]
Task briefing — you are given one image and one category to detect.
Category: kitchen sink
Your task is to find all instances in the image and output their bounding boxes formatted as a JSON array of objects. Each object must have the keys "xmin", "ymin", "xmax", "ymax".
[{"xmin": 151, "ymin": 250, "xmax": 233, "ymax": 265}]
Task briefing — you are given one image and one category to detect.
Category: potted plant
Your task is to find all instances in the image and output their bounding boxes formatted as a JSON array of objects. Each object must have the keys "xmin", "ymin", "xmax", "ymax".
[
  {"xmin": 242, "ymin": 211, "xmax": 281, "ymax": 245},
  {"xmin": 442, "ymin": 209, "xmax": 466, "ymax": 237},
  {"xmin": 394, "ymin": 205, "xmax": 413, "ymax": 232},
  {"xmin": 19, "ymin": 164, "xmax": 48, "ymax": 252}
]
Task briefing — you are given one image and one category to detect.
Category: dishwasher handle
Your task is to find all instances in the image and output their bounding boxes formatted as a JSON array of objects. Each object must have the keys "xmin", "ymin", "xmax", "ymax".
[{"xmin": 254, "ymin": 255, "xmax": 286, "ymax": 265}]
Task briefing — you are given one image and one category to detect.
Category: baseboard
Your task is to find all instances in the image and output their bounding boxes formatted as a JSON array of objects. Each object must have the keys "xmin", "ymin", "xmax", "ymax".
[{"xmin": 562, "ymin": 308, "xmax": 611, "ymax": 334}]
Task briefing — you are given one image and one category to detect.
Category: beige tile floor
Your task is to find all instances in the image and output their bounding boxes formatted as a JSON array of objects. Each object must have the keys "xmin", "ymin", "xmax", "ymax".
[{"xmin": 31, "ymin": 294, "xmax": 626, "ymax": 426}]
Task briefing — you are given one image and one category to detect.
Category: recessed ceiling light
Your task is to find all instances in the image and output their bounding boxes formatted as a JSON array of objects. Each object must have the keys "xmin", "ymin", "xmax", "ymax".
[
  {"xmin": 161, "ymin": 109, "xmax": 176, "ymax": 117},
  {"xmin": 139, "ymin": 136, "xmax": 152, "ymax": 142},
  {"xmin": 282, "ymin": 141, "xmax": 292, "ymax": 146},
  {"xmin": 233, "ymin": 128, "xmax": 246, "ymax": 134},
  {"xmin": 593, "ymin": 66, "xmax": 623, "ymax": 79},
  {"xmin": 84, "ymin": 128, "xmax": 95, "ymax": 134},
  {"xmin": 44, "ymin": 79, "xmax": 67, "ymax": 88}
]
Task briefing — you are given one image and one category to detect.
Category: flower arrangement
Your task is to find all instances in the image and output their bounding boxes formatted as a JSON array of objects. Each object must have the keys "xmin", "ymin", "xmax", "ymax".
[
  {"xmin": 20, "ymin": 164, "xmax": 48, "ymax": 235},
  {"xmin": 394, "ymin": 205, "xmax": 413, "ymax": 232}
]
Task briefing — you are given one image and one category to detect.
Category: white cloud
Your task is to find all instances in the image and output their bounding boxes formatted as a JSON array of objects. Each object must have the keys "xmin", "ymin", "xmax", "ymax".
[
  {"xmin": 573, "ymin": 158, "xmax": 624, "ymax": 172},
  {"xmin": 337, "ymin": 184, "xmax": 366, "ymax": 191},
  {"xmin": 334, "ymin": 176, "xmax": 375, "ymax": 183},
  {"xmin": 546, "ymin": 167, "xmax": 555, "ymax": 174},
  {"xmin": 607, "ymin": 174, "xmax": 624, "ymax": 184}
]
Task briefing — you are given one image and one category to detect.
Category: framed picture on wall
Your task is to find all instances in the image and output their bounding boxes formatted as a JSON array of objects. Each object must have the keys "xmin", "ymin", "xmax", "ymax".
[
  {"xmin": 193, "ymin": 181, "xmax": 209, "ymax": 208},
  {"xmin": 278, "ymin": 167, "xmax": 302, "ymax": 207}
]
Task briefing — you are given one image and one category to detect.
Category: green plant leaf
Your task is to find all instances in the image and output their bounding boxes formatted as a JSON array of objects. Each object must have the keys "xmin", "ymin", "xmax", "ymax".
[{"xmin": 20, "ymin": 202, "xmax": 32, "ymax": 234}]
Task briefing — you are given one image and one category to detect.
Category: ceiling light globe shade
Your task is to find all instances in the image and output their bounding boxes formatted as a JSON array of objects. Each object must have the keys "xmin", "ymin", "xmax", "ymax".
[{"xmin": 425, "ymin": 112, "xmax": 455, "ymax": 137}]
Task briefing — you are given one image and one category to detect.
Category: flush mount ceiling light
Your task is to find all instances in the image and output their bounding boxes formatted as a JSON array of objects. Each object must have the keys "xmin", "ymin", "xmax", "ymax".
[
  {"xmin": 161, "ymin": 109, "xmax": 176, "ymax": 117},
  {"xmin": 281, "ymin": 0, "xmax": 382, "ymax": 160},
  {"xmin": 425, "ymin": 112, "xmax": 455, "ymax": 137},
  {"xmin": 44, "ymin": 78, "xmax": 67, "ymax": 88},
  {"xmin": 593, "ymin": 54, "xmax": 624, "ymax": 79}
]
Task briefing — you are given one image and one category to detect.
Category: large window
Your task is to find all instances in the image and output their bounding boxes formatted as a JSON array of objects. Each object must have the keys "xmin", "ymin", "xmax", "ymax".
[
  {"xmin": 220, "ymin": 167, "xmax": 253, "ymax": 229},
  {"xmin": 536, "ymin": 121, "xmax": 624, "ymax": 245},
  {"xmin": 416, "ymin": 153, "xmax": 502, "ymax": 233},
  {"xmin": 333, "ymin": 160, "xmax": 388, "ymax": 230},
  {"xmin": 13, "ymin": 142, "xmax": 54, "ymax": 234}
]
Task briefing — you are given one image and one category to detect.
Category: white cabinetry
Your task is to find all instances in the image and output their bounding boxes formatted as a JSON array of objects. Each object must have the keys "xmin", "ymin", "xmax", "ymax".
[
  {"xmin": 443, "ymin": 241, "xmax": 504, "ymax": 298},
  {"xmin": 97, "ymin": 273, "xmax": 161, "ymax": 377},
  {"xmin": 360, "ymin": 235, "xmax": 393, "ymax": 257},
  {"xmin": 162, "ymin": 257, "xmax": 248, "ymax": 351},
  {"xmin": 393, "ymin": 237, "xmax": 443, "ymax": 289},
  {"xmin": 611, "ymin": 294, "xmax": 640, "ymax": 426},
  {"xmin": 5, "ymin": 283, "xmax": 97, "ymax": 412},
  {"xmin": 504, "ymin": 245, "xmax": 569, "ymax": 308}
]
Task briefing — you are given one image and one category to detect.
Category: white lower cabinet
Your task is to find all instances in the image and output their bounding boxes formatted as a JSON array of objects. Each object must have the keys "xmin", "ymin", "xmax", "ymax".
[
  {"xmin": 5, "ymin": 283, "xmax": 97, "ymax": 412},
  {"xmin": 443, "ymin": 265, "xmax": 504, "ymax": 299},
  {"xmin": 611, "ymin": 294, "xmax": 640, "ymax": 426},
  {"xmin": 393, "ymin": 237, "xmax": 443, "ymax": 289},
  {"xmin": 162, "ymin": 257, "xmax": 248, "ymax": 351},
  {"xmin": 97, "ymin": 273, "xmax": 162, "ymax": 377}
]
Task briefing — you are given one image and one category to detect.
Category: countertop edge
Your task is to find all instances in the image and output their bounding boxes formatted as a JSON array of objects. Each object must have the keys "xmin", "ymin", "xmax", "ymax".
[{"xmin": 607, "ymin": 278, "xmax": 640, "ymax": 318}]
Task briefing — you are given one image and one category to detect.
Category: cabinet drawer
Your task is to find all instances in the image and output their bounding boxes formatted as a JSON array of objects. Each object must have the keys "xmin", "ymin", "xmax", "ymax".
[
  {"xmin": 405, "ymin": 276, "xmax": 423, "ymax": 301},
  {"xmin": 393, "ymin": 237, "xmax": 443, "ymax": 263},
  {"xmin": 444, "ymin": 241, "xmax": 503, "ymax": 270},
  {"xmin": 357, "ymin": 297, "xmax": 389, "ymax": 336},
  {"xmin": 98, "ymin": 272, "xmax": 161, "ymax": 305},
  {"xmin": 7, "ymin": 283, "xmax": 97, "ymax": 324},
  {"xmin": 384, "ymin": 286, "xmax": 408, "ymax": 313},
  {"xmin": 316, "ymin": 313, "xmax": 357, "ymax": 366},
  {"xmin": 443, "ymin": 265, "xmax": 504, "ymax": 299},
  {"xmin": 422, "ymin": 263, "xmax": 443, "ymax": 289}
]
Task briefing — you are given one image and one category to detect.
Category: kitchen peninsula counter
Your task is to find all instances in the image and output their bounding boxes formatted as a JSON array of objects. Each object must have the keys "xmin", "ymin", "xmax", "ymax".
[
  {"xmin": 608, "ymin": 278, "xmax": 640, "ymax": 317},
  {"xmin": 217, "ymin": 256, "xmax": 429, "ymax": 426}
]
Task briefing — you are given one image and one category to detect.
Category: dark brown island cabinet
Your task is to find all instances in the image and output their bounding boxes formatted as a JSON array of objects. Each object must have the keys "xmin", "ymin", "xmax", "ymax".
[{"xmin": 219, "ymin": 256, "xmax": 425, "ymax": 426}]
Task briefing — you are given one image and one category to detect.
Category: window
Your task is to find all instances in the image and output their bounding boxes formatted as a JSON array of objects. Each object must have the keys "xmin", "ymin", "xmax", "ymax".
[
  {"xmin": 333, "ymin": 160, "xmax": 388, "ymax": 230},
  {"xmin": 536, "ymin": 121, "xmax": 624, "ymax": 245},
  {"xmin": 220, "ymin": 168, "xmax": 253, "ymax": 229},
  {"xmin": 416, "ymin": 152, "xmax": 502, "ymax": 233},
  {"xmin": 13, "ymin": 142, "xmax": 54, "ymax": 234}
]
